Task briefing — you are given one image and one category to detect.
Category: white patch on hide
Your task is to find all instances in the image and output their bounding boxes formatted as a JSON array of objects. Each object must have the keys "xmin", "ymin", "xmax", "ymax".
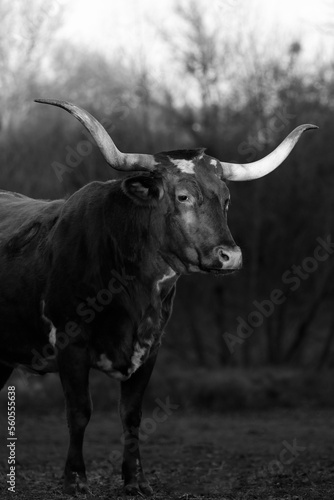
[
  {"xmin": 156, "ymin": 268, "xmax": 177, "ymax": 293},
  {"xmin": 41, "ymin": 299, "xmax": 57, "ymax": 347},
  {"xmin": 49, "ymin": 326, "xmax": 56, "ymax": 347},
  {"xmin": 97, "ymin": 353, "xmax": 113, "ymax": 371},
  {"xmin": 130, "ymin": 342, "xmax": 148, "ymax": 373},
  {"xmin": 210, "ymin": 159, "xmax": 218, "ymax": 166},
  {"xmin": 169, "ymin": 158, "xmax": 195, "ymax": 174},
  {"xmin": 96, "ymin": 354, "xmax": 129, "ymax": 381},
  {"xmin": 128, "ymin": 340, "xmax": 153, "ymax": 376}
]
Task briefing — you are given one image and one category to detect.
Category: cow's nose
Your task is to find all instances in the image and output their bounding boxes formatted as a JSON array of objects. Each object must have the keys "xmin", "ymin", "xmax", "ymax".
[{"xmin": 215, "ymin": 245, "xmax": 242, "ymax": 269}]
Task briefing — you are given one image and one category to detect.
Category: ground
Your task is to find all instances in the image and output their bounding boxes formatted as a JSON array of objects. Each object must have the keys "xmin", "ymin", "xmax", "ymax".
[{"xmin": 0, "ymin": 408, "xmax": 333, "ymax": 500}]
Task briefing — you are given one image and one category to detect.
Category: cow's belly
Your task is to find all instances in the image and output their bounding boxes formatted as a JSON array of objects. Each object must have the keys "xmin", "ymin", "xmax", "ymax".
[
  {"xmin": 0, "ymin": 327, "xmax": 58, "ymax": 373},
  {"xmin": 0, "ymin": 311, "xmax": 156, "ymax": 380},
  {"xmin": 90, "ymin": 281, "xmax": 176, "ymax": 381},
  {"xmin": 89, "ymin": 304, "xmax": 162, "ymax": 381},
  {"xmin": 1, "ymin": 279, "xmax": 174, "ymax": 381},
  {"xmin": 0, "ymin": 303, "xmax": 56, "ymax": 371}
]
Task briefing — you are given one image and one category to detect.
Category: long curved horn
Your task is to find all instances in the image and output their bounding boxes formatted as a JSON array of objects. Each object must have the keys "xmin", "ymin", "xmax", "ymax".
[
  {"xmin": 220, "ymin": 124, "xmax": 318, "ymax": 181},
  {"xmin": 35, "ymin": 99, "xmax": 155, "ymax": 172}
]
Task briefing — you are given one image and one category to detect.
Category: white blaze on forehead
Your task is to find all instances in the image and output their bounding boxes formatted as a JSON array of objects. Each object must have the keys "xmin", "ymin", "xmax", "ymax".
[
  {"xmin": 156, "ymin": 267, "xmax": 177, "ymax": 292},
  {"xmin": 169, "ymin": 158, "xmax": 195, "ymax": 174},
  {"xmin": 210, "ymin": 158, "xmax": 222, "ymax": 177}
]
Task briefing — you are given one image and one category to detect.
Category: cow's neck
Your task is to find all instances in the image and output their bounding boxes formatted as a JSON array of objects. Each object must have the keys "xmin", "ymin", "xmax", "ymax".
[{"xmin": 102, "ymin": 186, "xmax": 180, "ymax": 305}]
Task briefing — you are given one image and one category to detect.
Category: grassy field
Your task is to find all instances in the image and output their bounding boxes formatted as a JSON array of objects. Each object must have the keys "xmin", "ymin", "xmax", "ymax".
[{"xmin": 0, "ymin": 407, "xmax": 333, "ymax": 499}]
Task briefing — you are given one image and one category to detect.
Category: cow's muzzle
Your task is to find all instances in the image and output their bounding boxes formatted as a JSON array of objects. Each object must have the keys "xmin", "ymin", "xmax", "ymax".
[{"xmin": 214, "ymin": 245, "xmax": 242, "ymax": 270}]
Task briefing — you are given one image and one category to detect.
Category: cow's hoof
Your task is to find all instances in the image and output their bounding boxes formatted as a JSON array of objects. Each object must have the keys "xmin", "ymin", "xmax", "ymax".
[
  {"xmin": 63, "ymin": 474, "xmax": 91, "ymax": 496},
  {"xmin": 124, "ymin": 480, "xmax": 153, "ymax": 496},
  {"xmin": 63, "ymin": 482, "xmax": 76, "ymax": 496},
  {"xmin": 139, "ymin": 482, "xmax": 153, "ymax": 496},
  {"xmin": 77, "ymin": 480, "xmax": 92, "ymax": 494}
]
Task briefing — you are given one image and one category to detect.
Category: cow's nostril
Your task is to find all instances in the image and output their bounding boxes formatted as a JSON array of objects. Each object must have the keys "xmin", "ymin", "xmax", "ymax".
[
  {"xmin": 215, "ymin": 245, "xmax": 242, "ymax": 269},
  {"xmin": 218, "ymin": 248, "xmax": 230, "ymax": 262}
]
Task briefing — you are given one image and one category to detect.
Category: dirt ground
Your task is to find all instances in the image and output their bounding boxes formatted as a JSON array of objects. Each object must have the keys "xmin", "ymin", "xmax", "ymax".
[{"xmin": 0, "ymin": 408, "xmax": 333, "ymax": 500}]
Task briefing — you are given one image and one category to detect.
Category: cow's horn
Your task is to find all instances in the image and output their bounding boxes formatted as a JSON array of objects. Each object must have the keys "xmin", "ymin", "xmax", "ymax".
[
  {"xmin": 35, "ymin": 99, "xmax": 155, "ymax": 172},
  {"xmin": 219, "ymin": 124, "xmax": 318, "ymax": 181}
]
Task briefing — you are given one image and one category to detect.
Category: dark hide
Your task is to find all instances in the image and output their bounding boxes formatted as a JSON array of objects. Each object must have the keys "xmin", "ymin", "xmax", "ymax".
[{"xmin": 0, "ymin": 151, "xmax": 238, "ymax": 496}]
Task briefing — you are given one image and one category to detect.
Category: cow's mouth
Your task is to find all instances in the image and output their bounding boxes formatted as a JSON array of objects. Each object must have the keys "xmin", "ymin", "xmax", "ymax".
[
  {"xmin": 205, "ymin": 267, "xmax": 238, "ymax": 276},
  {"xmin": 196, "ymin": 246, "xmax": 242, "ymax": 275},
  {"xmin": 196, "ymin": 262, "xmax": 240, "ymax": 275},
  {"xmin": 162, "ymin": 253, "xmax": 241, "ymax": 276}
]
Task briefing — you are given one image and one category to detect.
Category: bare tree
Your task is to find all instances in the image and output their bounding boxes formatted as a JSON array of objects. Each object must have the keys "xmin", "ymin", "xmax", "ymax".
[{"xmin": 0, "ymin": 0, "xmax": 64, "ymax": 132}]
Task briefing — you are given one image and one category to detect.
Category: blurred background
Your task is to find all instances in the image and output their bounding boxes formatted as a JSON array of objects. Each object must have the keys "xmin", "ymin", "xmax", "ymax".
[{"xmin": 1, "ymin": 0, "xmax": 334, "ymax": 411}]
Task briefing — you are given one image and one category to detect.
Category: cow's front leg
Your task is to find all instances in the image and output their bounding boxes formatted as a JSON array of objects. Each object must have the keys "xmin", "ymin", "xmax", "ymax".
[
  {"xmin": 58, "ymin": 344, "xmax": 92, "ymax": 495},
  {"xmin": 119, "ymin": 350, "xmax": 158, "ymax": 496}
]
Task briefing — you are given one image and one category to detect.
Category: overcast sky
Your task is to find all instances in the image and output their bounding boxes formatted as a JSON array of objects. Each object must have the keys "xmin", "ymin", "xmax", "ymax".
[{"xmin": 59, "ymin": 0, "xmax": 333, "ymax": 66}]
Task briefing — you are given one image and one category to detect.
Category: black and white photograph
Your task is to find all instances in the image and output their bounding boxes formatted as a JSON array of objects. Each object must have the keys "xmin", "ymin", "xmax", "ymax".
[{"xmin": 0, "ymin": 0, "xmax": 333, "ymax": 498}]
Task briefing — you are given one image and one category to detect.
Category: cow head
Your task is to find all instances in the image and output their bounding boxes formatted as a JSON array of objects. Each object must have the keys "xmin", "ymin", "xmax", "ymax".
[
  {"xmin": 35, "ymin": 99, "xmax": 317, "ymax": 275},
  {"xmin": 120, "ymin": 150, "xmax": 241, "ymax": 274}
]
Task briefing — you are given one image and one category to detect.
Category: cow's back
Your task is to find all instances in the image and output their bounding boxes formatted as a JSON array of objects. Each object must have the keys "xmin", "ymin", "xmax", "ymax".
[
  {"xmin": 0, "ymin": 190, "xmax": 64, "ymax": 365},
  {"xmin": 0, "ymin": 190, "xmax": 62, "ymax": 238}
]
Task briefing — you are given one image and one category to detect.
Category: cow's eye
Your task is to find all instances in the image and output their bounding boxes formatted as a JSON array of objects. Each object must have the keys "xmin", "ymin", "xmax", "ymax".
[
  {"xmin": 177, "ymin": 195, "xmax": 189, "ymax": 203},
  {"xmin": 225, "ymin": 199, "xmax": 230, "ymax": 211}
]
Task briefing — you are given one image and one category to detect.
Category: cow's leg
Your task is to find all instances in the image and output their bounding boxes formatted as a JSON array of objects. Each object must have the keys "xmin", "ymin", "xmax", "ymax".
[
  {"xmin": 119, "ymin": 351, "xmax": 158, "ymax": 496},
  {"xmin": 58, "ymin": 345, "xmax": 92, "ymax": 495},
  {"xmin": 0, "ymin": 364, "xmax": 13, "ymax": 391}
]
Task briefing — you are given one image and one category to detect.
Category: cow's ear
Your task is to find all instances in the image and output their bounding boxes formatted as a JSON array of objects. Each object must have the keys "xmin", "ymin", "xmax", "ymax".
[{"xmin": 122, "ymin": 175, "xmax": 164, "ymax": 205}]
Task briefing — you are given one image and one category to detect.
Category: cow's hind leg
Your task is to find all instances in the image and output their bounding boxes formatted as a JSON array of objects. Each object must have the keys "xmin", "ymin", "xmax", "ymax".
[
  {"xmin": 119, "ymin": 351, "xmax": 158, "ymax": 496},
  {"xmin": 0, "ymin": 364, "xmax": 13, "ymax": 391},
  {"xmin": 58, "ymin": 345, "xmax": 92, "ymax": 495}
]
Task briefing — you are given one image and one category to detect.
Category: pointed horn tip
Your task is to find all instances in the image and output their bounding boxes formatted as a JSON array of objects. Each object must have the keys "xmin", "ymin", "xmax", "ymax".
[
  {"xmin": 35, "ymin": 98, "xmax": 53, "ymax": 104},
  {"xmin": 301, "ymin": 123, "xmax": 319, "ymax": 131},
  {"xmin": 35, "ymin": 98, "xmax": 70, "ymax": 106}
]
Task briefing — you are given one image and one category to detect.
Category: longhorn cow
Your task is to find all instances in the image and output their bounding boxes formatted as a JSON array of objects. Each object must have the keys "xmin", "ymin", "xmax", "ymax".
[{"xmin": 0, "ymin": 99, "xmax": 317, "ymax": 495}]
